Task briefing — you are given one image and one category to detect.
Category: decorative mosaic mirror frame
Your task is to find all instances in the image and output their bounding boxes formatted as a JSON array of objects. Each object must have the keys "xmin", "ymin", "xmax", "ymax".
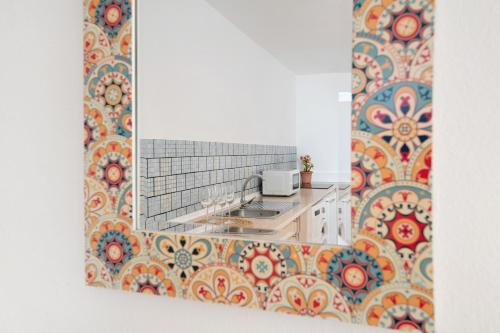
[{"xmin": 83, "ymin": 0, "xmax": 434, "ymax": 331}]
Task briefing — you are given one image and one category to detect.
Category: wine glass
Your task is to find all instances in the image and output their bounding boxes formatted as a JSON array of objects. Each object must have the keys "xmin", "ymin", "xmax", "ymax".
[
  {"xmin": 200, "ymin": 187, "xmax": 213, "ymax": 223},
  {"xmin": 216, "ymin": 185, "xmax": 227, "ymax": 218},
  {"xmin": 211, "ymin": 184, "xmax": 220, "ymax": 218},
  {"xmin": 225, "ymin": 183, "xmax": 235, "ymax": 221}
]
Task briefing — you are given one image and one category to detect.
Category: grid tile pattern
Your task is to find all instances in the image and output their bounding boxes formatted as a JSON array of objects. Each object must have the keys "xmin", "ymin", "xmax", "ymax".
[{"xmin": 139, "ymin": 139, "xmax": 297, "ymax": 231}]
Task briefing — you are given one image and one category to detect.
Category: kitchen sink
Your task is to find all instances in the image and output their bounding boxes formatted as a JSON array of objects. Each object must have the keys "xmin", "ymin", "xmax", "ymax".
[
  {"xmin": 221, "ymin": 226, "xmax": 276, "ymax": 235},
  {"xmin": 224, "ymin": 208, "xmax": 281, "ymax": 219}
]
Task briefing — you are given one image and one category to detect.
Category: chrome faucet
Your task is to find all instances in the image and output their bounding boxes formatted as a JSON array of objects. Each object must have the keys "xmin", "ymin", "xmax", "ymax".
[{"xmin": 240, "ymin": 174, "xmax": 263, "ymax": 207}]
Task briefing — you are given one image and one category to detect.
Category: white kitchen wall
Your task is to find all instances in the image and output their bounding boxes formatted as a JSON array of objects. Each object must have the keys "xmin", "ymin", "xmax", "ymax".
[
  {"xmin": 1, "ymin": 1, "xmax": 500, "ymax": 333},
  {"xmin": 138, "ymin": 0, "xmax": 296, "ymax": 146},
  {"xmin": 295, "ymin": 73, "xmax": 351, "ymax": 182}
]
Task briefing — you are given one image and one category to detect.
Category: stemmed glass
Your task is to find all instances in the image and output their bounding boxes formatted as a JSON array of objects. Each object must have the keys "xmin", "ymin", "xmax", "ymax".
[
  {"xmin": 225, "ymin": 183, "xmax": 235, "ymax": 221},
  {"xmin": 215, "ymin": 184, "xmax": 227, "ymax": 218},
  {"xmin": 211, "ymin": 185, "xmax": 219, "ymax": 218},
  {"xmin": 200, "ymin": 187, "xmax": 213, "ymax": 223}
]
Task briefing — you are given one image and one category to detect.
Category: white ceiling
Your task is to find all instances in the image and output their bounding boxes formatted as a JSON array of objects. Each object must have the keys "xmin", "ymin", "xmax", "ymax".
[{"xmin": 205, "ymin": 0, "xmax": 352, "ymax": 75}]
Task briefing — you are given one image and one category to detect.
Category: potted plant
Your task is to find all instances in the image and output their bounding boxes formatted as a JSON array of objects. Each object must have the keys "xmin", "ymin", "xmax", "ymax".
[{"xmin": 299, "ymin": 155, "xmax": 314, "ymax": 186}]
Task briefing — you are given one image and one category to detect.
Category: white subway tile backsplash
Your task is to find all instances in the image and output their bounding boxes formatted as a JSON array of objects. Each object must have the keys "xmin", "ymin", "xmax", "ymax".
[
  {"xmin": 206, "ymin": 157, "xmax": 214, "ymax": 171},
  {"xmin": 147, "ymin": 178, "xmax": 154, "ymax": 197},
  {"xmin": 209, "ymin": 142, "xmax": 216, "ymax": 156},
  {"xmin": 172, "ymin": 192, "xmax": 181, "ymax": 210},
  {"xmin": 172, "ymin": 158, "xmax": 181, "ymax": 175},
  {"xmin": 191, "ymin": 157, "xmax": 199, "ymax": 172},
  {"xmin": 166, "ymin": 175, "xmax": 176, "ymax": 193},
  {"xmin": 154, "ymin": 177, "xmax": 166, "ymax": 196},
  {"xmin": 154, "ymin": 139, "xmax": 166, "ymax": 158},
  {"xmin": 202, "ymin": 172, "xmax": 210, "ymax": 186},
  {"xmin": 194, "ymin": 173, "xmax": 202, "ymax": 188},
  {"xmin": 217, "ymin": 170, "xmax": 223, "ymax": 183},
  {"xmin": 199, "ymin": 157, "xmax": 207, "ymax": 171},
  {"xmin": 182, "ymin": 190, "xmax": 191, "ymax": 207},
  {"xmin": 159, "ymin": 158, "xmax": 171, "ymax": 176},
  {"xmin": 140, "ymin": 139, "xmax": 297, "ymax": 229},
  {"xmin": 202, "ymin": 142, "xmax": 210, "ymax": 156},
  {"xmin": 190, "ymin": 188, "xmax": 199, "ymax": 203},
  {"xmin": 145, "ymin": 218, "xmax": 158, "ymax": 231},
  {"xmin": 176, "ymin": 174, "xmax": 185, "ymax": 191},
  {"xmin": 185, "ymin": 173, "xmax": 194, "ymax": 190},
  {"xmin": 194, "ymin": 141, "xmax": 203, "ymax": 156},
  {"xmin": 210, "ymin": 170, "xmax": 217, "ymax": 185},
  {"xmin": 148, "ymin": 197, "xmax": 160, "ymax": 216},
  {"xmin": 185, "ymin": 141, "xmax": 194, "ymax": 156},
  {"xmin": 212, "ymin": 156, "xmax": 218, "ymax": 170},
  {"xmin": 138, "ymin": 215, "xmax": 146, "ymax": 230},
  {"xmin": 141, "ymin": 139, "xmax": 154, "ymax": 158},
  {"xmin": 181, "ymin": 157, "xmax": 191, "ymax": 173},
  {"xmin": 160, "ymin": 194, "xmax": 171, "ymax": 213}
]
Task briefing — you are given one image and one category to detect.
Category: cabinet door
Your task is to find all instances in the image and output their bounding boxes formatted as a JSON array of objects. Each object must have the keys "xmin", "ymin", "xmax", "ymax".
[
  {"xmin": 325, "ymin": 197, "xmax": 338, "ymax": 244},
  {"xmin": 338, "ymin": 197, "xmax": 352, "ymax": 245},
  {"xmin": 310, "ymin": 200, "xmax": 328, "ymax": 243}
]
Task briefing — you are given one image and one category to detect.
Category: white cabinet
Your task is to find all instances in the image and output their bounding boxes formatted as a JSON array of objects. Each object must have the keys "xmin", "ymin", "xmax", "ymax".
[
  {"xmin": 324, "ymin": 194, "xmax": 338, "ymax": 244},
  {"xmin": 308, "ymin": 195, "xmax": 340, "ymax": 244},
  {"xmin": 309, "ymin": 200, "xmax": 329, "ymax": 244},
  {"xmin": 337, "ymin": 194, "xmax": 351, "ymax": 245},
  {"xmin": 297, "ymin": 186, "xmax": 351, "ymax": 245}
]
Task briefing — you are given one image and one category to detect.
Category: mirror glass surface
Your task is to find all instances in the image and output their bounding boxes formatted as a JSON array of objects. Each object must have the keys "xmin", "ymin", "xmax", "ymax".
[{"xmin": 137, "ymin": 0, "xmax": 352, "ymax": 246}]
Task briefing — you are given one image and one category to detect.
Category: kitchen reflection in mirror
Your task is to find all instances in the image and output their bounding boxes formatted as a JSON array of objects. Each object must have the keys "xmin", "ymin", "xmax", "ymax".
[{"xmin": 137, "ymin": 0, "xmax": 352, "ymax": 246}]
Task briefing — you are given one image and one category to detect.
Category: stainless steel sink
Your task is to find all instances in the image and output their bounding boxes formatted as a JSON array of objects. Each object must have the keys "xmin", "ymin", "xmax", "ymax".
[
  {"xmin": 221, "ymin": 226, "xmax": 276, "ymax": 235},
  {"xmin": 224, "ymin": 208, "xmax": 281, "ymax": 219}
]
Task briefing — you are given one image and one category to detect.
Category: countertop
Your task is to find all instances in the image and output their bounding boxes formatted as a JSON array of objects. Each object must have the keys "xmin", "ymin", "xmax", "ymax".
[
  {"xmin": 166, "ymin": 186, "xmax": 337, "ymax": 241},
  {"xmin": 232, "ymin": 187, "xmax": 336, "ymax": 231}
]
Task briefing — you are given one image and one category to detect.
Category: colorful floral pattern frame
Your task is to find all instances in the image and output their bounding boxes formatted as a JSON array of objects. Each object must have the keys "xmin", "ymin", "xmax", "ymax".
[{"xmin": 83, "ymin": 0, "xmax": 434, "ymax": 331}]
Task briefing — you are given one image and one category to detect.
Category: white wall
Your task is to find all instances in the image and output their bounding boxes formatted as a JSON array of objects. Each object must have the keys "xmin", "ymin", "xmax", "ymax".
[
  {"xmin": 295, "ymin": 73, "xmax": 351, "ymax": 182},
  {"xmin": 433, "ymin": 1, "xmax": 500, "ymax": 332},
  {"xmin": 138, "ymin": 0, "xmax": 296, "ymax": 146},
  {"xmin": 1, "ymin": 1, "xmax": 500, "ymax": 333}
]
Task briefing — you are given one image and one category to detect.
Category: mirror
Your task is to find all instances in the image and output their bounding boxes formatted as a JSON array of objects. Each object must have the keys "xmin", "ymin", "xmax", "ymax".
[{"xmin": 137, "ymin": 0, "xmax": 352, "ymax": 246}]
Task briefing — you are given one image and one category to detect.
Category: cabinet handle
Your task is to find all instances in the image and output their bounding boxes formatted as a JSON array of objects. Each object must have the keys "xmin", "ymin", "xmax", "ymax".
[{"xmin": 294, "ymin": 218, "xmax": 301, "ymax": 238}]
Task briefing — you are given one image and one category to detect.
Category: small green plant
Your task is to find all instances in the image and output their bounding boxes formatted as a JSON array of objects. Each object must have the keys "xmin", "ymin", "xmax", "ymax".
[{"xmin": 300, "ymin": 155, "xmax": 314, "ymax": 172}]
